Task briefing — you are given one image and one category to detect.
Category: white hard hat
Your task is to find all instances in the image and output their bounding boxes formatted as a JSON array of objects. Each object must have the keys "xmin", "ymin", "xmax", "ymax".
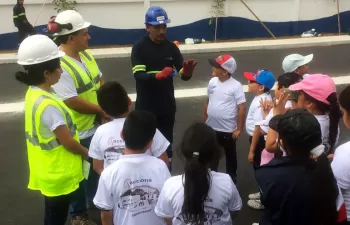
[
  {"xmin": 17, "ymin": 35, "xmax": 65, "ymax": 65},
  {"xmin": 282, "ymin": 54, "xmax": 314, "ymax": 73},
  {"xmin": 55, "ymin": 10, "xmax": 91, "ymax": 36}
]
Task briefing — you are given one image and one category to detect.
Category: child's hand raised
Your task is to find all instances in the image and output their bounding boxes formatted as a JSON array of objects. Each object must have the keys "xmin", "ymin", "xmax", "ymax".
[
  {"xmin": 259, "ymin": 97, "xmax": 273, "ymax": 118},
  {"xmin": 273, "ymin": 92, "xmax": 290, "ymax": 116}
]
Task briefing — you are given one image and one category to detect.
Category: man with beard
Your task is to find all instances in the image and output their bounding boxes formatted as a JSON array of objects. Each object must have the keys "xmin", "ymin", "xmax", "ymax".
[
  {"xmin": 130, "ymin": 6, "xmax": 198, "ymax": 170},
  {"xmin": 13, "ymin": 0, "xmax": 36, "ymax": 44}
]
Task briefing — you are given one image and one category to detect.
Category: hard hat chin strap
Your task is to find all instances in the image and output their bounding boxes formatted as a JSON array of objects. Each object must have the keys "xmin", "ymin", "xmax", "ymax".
[{"xmin": 47, "ymin": 16, "xmax": 73, "ymax": 34}]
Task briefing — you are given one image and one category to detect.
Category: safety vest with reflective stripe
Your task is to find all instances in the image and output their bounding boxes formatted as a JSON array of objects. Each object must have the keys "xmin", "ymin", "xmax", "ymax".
[
  {"xmin": 25, "ymin": 87, "xmax": 84, "ymax": 197},
  {"xmin": 132, "ymin": 66, "xmax": 184, "ymax": 77},
  {"xmin": 60, "ymin": 50, "xmax": 101, "ymax": 134},
  {"xmin": 13, "ymin": 12, "xmax": 25, "ymax": 18}
]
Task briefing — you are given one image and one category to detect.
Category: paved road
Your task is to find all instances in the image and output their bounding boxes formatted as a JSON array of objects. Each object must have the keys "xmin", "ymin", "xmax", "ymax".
[
  {"xmin": 0, "ymin": 46, "xmax": 350, "ymax": 225},
  {"xmin": 1, "ymin": 44, "xmax": 350, "ymax": 103}
]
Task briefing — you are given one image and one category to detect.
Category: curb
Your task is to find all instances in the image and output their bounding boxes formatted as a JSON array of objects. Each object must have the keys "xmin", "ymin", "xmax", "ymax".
[{"xmin": 1, "ymin": 35, "xmax": 350, "ymax": 64}]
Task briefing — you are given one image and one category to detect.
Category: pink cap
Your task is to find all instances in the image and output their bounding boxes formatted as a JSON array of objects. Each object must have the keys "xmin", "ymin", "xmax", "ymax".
[{"xmin": 289, "ymin": 74, "xmax": 336, "ymax": 105}]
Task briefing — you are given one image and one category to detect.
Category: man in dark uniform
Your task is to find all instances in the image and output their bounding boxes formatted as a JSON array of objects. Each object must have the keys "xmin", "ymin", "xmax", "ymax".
[
  {"xmin": 131, "ymin": 6, "xmax": 197, "ymax": 169},
  {"xmin": 13, "ymin": 0, "xmax": 36, "ymax": 44}
]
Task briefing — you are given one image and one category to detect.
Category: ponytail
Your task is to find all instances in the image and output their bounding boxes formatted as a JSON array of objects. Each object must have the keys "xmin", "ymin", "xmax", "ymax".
[
  {"xmin": 182, "ymin": 155, "xmax": 211, "ymax": 224},
  {"xmin": 180, "ymin": 123, "xmax": 221, "ymax": 224},
  {"xmin": 303, "ymin": 92, "xmax": 341, "ymax": 154},
  {"xmin": 311, "ymin": 154, "xmax": 338, "ymax": 225},
  {"xmin": 326, "ymin": 93, "xmax": 342, "ymax": 154},
  {"xmin": 15, "ymin": 71, "xmax": 35, "ymax": 85},
  {"xmin": 14, "ymin": 58, "xmax": 60, "ymax": 86}
]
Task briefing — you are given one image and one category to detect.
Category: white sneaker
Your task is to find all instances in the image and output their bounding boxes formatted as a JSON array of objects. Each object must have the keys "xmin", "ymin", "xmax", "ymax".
[
  {"xmin": 248, "ymin": 192, "xmax": 261, "ymax": 200},
  {"xmin": 252, "ymin": 223, "xmax": 259, "ymax": 225},
  {"xmin": 247, "ymin": 199, "xmax": 265, "ymax": 210}
]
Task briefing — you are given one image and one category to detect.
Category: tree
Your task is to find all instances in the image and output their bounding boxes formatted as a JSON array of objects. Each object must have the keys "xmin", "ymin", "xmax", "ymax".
[
  {"xmin": 209, "ymin": 0, "xmax": 226, "ymax": 42},
  {"xmin": 52, "ymin": 0, "xmax": 77, "ymax": 13}
]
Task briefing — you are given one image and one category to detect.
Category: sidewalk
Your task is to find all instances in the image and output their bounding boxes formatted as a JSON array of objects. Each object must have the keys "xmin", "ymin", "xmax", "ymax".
[{"xmin": 1, "ymin": 35, "xmax": 350, "ymax": 64}]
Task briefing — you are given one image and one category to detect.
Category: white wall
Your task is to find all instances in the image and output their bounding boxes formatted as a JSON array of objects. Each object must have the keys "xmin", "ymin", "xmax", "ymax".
[{"xmin": 1, "ymin": 0, "xmax": 350, "ymax": 34}]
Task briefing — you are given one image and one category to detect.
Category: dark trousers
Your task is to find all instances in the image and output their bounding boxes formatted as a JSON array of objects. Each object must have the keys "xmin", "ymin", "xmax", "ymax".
[
  {"xmin": 44, "ymin": 182, "xmax": 83, "ymax": 225},
  {"xmin": 156, "ymin": 113, "xmax": 175, "ymax": 159},
  {"xmin": 214, "ymin": 131, "xmax": 237, "ymax": 184},
  {"xmin": 17, "ymin": 24, "xmax": 36, "ymax": 44},
  {"xmin": 69, "ymin": 135, "xmax": 100, "ymax": 216},
  {"xmin": 249, "ymin": 135, "xmax": 266, "ymax": 169}
]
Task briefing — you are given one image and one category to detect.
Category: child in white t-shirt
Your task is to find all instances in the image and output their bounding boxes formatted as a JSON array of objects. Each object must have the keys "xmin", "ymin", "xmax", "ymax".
[
  {"xmin": 254, "ymin": 73, "xmax": 302, "ymax": 164},
  {"xmin": 244, "ymin": 69, "xmax": 275, "ymax": 167},
  {"xmin": 289, "ymin": 74, "xmax": 342, "ymax": 157},
  {"xmin": 204, "ymin": 54, "xmax": 246, "ymax": 183},
  {"xmin": 93, "ymin": 110, "xmax": 171, "ymax": 225},
  {"xmin": 247, "ymin": 73, "xmax": 301, "ymax": 210},
  {"xmin": 89, "ymin": 81, "xmax": 170, "ymax": 174},
  {"xmin": 282, "ymin": 53, "xmax": 313, "ymax": 79},
  {"xmin": 332, "ymin": 85, "xmax": 350, "ymax": 223},
  {"xmin": 155, "ymin": 123, "xmax": 242, "ymax": 225}
]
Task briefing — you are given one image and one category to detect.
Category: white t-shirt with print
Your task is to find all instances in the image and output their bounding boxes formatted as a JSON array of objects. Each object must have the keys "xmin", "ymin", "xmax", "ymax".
[
  {"xmin": 94, "ymin": 154, "xmax": 171, "ymax": 225},
  {"xmin": 206, "ymin": 77, "xmax": 246, "ymax": 133},
  {"xmin": 89, "ymin": 118, "xmax": 169, "ymax": 169},
  {"xmin": 331, "ymin": 141, "xmax": 350, "ymax": 221},
  {"xmin": 155, "ymin": 171, "xmax": 242, "ymax": 225},
  {"xmin": 52, "ymin": 55, "xmax": 103, "ymax": 139},
  {"xmin": 245, "ymin": 93, "xmax": 272, "ymax": 136},
  {"xmin": 314, "ymin": 115, "xmax": 339, "ymax": 154}
]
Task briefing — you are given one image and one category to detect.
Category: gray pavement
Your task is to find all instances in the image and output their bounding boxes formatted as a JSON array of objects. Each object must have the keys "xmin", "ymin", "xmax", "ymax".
[
  {"xmin": 1, "ymin": 44, "xmax": 350, "ymax": 103},
  {"xmin": 1, "ymin": 45, "xmax": 350, "ymax": 225}
]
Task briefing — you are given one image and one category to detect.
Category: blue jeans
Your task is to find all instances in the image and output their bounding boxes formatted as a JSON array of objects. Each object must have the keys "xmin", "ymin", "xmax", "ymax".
[{"xmin": 69, "ymin": 135, "xmax": 100, "ymax": 217}]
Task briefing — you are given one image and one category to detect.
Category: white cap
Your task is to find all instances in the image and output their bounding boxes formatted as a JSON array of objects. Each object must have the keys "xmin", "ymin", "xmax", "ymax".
[
  {"xmin": 282, "ymin": 54, "xmax": 314, "ymax": 73},
  {"xmin": 17, "ymin": 35, "xmax": 65, "ymax": 65},
  {"xmin": 55, "ymin": 10, "xmax": 91, "ymax": 36}
]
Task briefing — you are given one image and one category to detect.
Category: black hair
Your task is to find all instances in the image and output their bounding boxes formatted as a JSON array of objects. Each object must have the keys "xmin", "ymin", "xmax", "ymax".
[
  {"xmin": 15, "ymin": 58, "xmax": 60, "ymax": 86},
  {"xmin": 278, "ymin": 112, "xmax": 338, "ymax": 225},
  {"xmin": 180, "ymin": 123, "xmax": 221, "ymax": 224},
  {"xmin": 339, "ymin": 85, "xmax": 350, "ymax": 112},
  {"xmin": 303, "ymin": 91, "xmax": 342, "ymax": 154},
  {"xmin": 122, "ymin": 110, "xmax": 157, "ymax": 151},
  {"xmin": 97, "ymin": 81, "xmax": 129, "ymax": 118},
  {"xmin": 263, "ymin": 87, "xmax": 271, "ymax": 93},
  {"xmin": 57, "ymin": 30, "xmax": 79, "ymax": 44},
  {"xmin": 277, "ymin": 72, "xmax": 302, "ymax": 89}
]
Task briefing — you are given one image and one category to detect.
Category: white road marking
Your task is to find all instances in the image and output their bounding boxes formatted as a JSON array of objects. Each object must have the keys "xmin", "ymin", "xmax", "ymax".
[{"xmin": 0, "ymin": 75, "xmax": 349, "ymax": 114}]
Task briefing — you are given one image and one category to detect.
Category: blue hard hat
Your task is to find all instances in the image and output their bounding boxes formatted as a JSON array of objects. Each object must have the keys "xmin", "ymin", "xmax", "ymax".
[{"xmin": 145, "ymin": 6, "xmax": 171, "ymax": 25}]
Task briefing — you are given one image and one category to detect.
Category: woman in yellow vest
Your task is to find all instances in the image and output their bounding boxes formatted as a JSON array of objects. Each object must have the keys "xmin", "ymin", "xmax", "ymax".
[{"xmin": 16, "ymin": 34, "xmax": 90, "ymax": 225}]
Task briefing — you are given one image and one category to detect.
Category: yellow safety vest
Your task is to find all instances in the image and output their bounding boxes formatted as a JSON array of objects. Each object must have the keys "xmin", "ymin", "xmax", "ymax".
[
  {"xmin": 25, "ymin": 87, "xmax": 83, "ymax": 197},
  {"xmin": 60, "ymin": 50, "xmax": 101, "ymax": 134}
]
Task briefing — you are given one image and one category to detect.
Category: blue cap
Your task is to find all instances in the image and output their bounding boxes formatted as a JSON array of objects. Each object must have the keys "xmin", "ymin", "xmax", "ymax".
[
  {"xmin": 145, "ymin": 6, "xmax": 171, "ymax": 25},
  {"xmin": 244, "ymin": 69, "xmax": 276, "ymax": 89}
]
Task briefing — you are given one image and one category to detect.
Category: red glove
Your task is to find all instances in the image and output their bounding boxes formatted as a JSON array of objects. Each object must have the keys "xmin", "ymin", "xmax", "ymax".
[
  {"xmin": 180, "ymin": 59, "xmax": 198, "ymax": 77},
  {"xmin": 156, "ymin": 67, "xmax": 173, "ymax": 80}
]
